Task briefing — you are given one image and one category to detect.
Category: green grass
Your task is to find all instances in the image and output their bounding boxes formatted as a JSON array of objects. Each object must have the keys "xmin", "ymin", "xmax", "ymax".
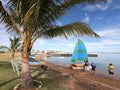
[
  {"xmin": 0, "ymin": 61, "xmax": 20, "ymax": 90},
  {"xmin": 32, "ymin": 68, "xmax": 68, "ymax": 90},
  {"xmin": 0, "ymin": 52, "xmax": 20, "ymax": 62},
  {"xmin": 0, "ymin": 53, "xmax": 68, "ymax": 90}
]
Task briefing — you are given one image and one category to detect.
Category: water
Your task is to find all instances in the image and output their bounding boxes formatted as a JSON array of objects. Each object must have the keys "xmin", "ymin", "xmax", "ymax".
[{"xmin": 45, "ymin": 53, "xmax": 120, "ymax": 79}]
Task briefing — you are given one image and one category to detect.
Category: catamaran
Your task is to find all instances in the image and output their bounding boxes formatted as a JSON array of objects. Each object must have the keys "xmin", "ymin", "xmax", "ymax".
[{"xmin": 70, "ymin": 39, "xmax": 88, "ymax": 70}]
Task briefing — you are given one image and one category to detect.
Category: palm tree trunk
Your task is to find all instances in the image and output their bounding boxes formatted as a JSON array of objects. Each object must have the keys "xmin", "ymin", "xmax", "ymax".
[
  {"xmin": 21, "ymin": 53, "xmax": 34, "ymax": 89},
  {"xmin": 12, "ymin": 53, "xmax": 14, "ymax": 58},
  {"xmin": 12, "ymin": 50, "xmax": 15, "ymax": 58}
]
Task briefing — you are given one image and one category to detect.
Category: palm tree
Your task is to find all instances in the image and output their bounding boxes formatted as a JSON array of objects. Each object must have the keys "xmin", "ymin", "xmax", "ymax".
[
  {"xmin": 0, "ymin": 0, "xmax": 106, "ymax": 89},
  {"xmin": 9, "ymin": 37, "xmax": 21, "ymax": 58}
]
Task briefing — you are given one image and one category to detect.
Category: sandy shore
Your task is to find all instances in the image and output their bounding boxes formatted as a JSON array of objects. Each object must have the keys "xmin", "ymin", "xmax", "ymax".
[{"xmin": 36, "ymin": 56, "xmax": 120, "ymax": 90}]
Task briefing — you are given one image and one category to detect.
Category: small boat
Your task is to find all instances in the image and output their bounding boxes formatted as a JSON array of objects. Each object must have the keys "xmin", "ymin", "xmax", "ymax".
[
  {"xmin": 70, "ymin": 39, "xmax": 88, "ymax": 70},
  {"xmin": 71, "ymin": 39, "xmax": 88, "ymax": 62}
]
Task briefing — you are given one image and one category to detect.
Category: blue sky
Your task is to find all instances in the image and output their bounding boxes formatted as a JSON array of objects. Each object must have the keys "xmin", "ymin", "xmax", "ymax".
[{"xmin": 0, "ymin": 0, "xmax": 120, "ymax": 53}]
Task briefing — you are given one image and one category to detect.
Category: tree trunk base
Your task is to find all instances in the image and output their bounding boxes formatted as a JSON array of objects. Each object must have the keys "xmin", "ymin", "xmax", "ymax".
[{"xmin": 13, "ymin": 80, "xmax": 42, "ymax": 90}]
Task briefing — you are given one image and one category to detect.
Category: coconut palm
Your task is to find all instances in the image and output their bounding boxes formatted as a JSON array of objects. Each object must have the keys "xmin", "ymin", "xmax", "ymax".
[
  {"xmin": 9, "ymin": 37, "xmax": 21, "ymax": 58},
  {"xmin": 0, "ymin": 0, "xmax": 106, "ymax": 89},
  {"xmin": 0, "ymin": 37, "xmax": 20, "ymax": 56}
]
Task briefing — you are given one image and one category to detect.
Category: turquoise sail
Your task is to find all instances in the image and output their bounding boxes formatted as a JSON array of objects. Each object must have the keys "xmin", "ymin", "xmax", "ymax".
[{"xmin": 71, "ymin": 39, "xmax": 88, "ymax": 62}]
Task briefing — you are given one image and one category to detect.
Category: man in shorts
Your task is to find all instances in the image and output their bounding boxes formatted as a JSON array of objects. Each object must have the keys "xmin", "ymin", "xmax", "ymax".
[{"xmin": 108, "ymin": 63, "xmax": 114, "ymax": 79}]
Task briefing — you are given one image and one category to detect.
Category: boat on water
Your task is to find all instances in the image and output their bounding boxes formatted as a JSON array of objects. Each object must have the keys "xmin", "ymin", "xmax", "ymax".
[{"xmin": 88, "ymin": 53, "xmax": 98, "ymax": 57}]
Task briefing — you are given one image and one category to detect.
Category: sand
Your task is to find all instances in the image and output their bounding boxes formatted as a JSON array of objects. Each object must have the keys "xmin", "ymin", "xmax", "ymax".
[{"xmin": 36, "ymin": 57, "xmax": 120, "ymax": 90}]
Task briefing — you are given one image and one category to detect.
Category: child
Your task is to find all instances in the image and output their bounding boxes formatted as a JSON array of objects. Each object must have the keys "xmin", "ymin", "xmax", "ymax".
[{"xmin": 84, "ymin": 60, "xmax": 89, "ymax": 71}]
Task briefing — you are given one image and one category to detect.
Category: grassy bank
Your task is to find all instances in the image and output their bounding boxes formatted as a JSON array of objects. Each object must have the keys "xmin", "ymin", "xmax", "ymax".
[
  {"xmin": 0, "ymin": 53, "xmax": 68, "ymax": 90},
  {"xmin": 0, "ymin": 52, "xmax": 20, "ymax": 62}
]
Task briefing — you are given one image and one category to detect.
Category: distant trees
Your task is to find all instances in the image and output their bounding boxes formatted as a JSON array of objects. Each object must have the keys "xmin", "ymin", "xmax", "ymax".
[
  {"xmin": 9, "ymin": 37, "xmax": 21, "ymax": 58},
  {"xmin": 0, "ymin": 46, "xmax": 10, "ymax": 53},
  {"xmin": 0, "ymin": 37, "xmax": 21, "ymax": 57}
]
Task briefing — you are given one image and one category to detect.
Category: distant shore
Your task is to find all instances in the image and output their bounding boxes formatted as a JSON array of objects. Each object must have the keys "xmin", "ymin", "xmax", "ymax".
[{"xmin": 49, "ymin": 53, "xmax": 98, "ymax": 57}]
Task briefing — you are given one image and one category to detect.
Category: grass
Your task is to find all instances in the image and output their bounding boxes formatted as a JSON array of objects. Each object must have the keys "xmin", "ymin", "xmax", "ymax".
[
  {"xmin": 0, "ymin": 53, "xmax": 68, "ymax": 90},
  {"xmin": 0, "ymin": 61, "xmax": 20, "ymax": 90},
  {"xmin": 0, "ymin": 52, "xmax": 20, "ymax": 61}
]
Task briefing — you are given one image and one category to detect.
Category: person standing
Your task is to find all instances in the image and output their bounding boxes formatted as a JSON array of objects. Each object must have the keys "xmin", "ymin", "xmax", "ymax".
[
  {"xmin": 84, "ymin": 60, "xmax": 89, "ymax": 71},
  {"xmin": 91, "ymin": 62, "xmax": 96, "ymax": 74},
  {"xmin": 108, "ymin": 63, "xmax": 114, "ymax": 79}
]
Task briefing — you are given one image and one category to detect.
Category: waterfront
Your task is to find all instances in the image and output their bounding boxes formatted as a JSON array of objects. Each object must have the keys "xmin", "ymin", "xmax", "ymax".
[{"xmin": 45, "ymin": 53, "xmax": 120, "ymax": 79}]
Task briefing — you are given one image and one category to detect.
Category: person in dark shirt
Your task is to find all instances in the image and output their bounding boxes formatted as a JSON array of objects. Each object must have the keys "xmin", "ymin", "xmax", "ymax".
[{"xmin": 91, "ymin": 62, "xmax": 96, "ymax": 74}]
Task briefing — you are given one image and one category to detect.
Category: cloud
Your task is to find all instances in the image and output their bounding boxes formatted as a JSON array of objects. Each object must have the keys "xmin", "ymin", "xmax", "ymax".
[
  {"xmin": 82, "ymin": 13, "xmax": 90, "ymax": 23},
  {"xmin": 83, "ymin": 0, "xmax": 112, "ymax": 11},
  {"xmin": 0, "ymin": 30, "xmax": 10, "ymax": 47},
  {"xmin": 100, "ymin": 40, "xmax": 120, "ymax": 45},
  {"xmin": 33, "ymin": 25, "xmax": 120, "ymax": 52},
  {"xmin": 94, "ymin": 17, "xmax": 103, "ymax": 21},
  {"xmin": 97, "ymin": 28, "xmax": 120, "ymax": 39},
  {"xmin": 1, "ymin": 0, "xmax": 8, "ymax": 5},
  {"xmin": 0, "ymin": 24, "xmax": 5, "ymax": 29},
  {"xmin": 84, "ymin": 26, "xmax": 120, "ymax": 52},
  {"xmin": 97, "ymin": 27, "xmax": 120, "ymax": 46},
  {"xmin": 112, "ymin": 4, "xmax": 120, "ymax": 10},
  {"xmin": 33, "ymin": 37, "xmax": 76, "ymax": 52},
  {"xmin": 55, "ymin": 20, "xmax": 63, "ymax": 26}
]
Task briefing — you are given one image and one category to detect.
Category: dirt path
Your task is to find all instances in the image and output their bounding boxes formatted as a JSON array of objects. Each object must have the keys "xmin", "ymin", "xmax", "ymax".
[{"xmin": 39, "ymin": 59, "xmax": 120, "ymax": 90}]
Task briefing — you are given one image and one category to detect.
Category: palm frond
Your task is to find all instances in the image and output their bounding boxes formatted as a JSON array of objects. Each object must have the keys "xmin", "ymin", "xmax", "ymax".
[
  {"xmin": 9, "ymin": 36, "xmax": 21, "ymax": 50},
  {"xmin": 41, "ymin": 22, "xmax": 100, "ymax": 39},
  {"xmin": 0, "ymin": 1, "xmax": 22, "ymax": 35},
  {"xmin": 3, "ymin": 0, "xmax": 106, "ymax": 30},
  {"xmin": 1, "ymin": 0, "xmax": 105, "ymax": 48}
]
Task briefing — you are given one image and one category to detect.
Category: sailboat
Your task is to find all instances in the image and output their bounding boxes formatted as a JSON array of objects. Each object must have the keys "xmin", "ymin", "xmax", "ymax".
[{"xmin": 70, "ymin": 39, "xmax": 88, "ymax": 70}]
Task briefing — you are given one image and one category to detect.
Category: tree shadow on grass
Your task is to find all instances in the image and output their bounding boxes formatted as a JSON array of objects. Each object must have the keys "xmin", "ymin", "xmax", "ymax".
[
  {"xmin": 0, "ymin": 61, "xmax": 11, "ymax": 68},
  {"xmin": 0, "ymin": 61, "xmax": 20, "ymax": 87},
  {"xmin": 0, "ymin": 77, "xmax": 19, "ymax": 87},
  {"xmin": 32, "ymin": 69, "xmax": 66, "ymax": 90},
  {"xmin": 33, "ymin": 72, "xmax": 58, "ymax": 90}
]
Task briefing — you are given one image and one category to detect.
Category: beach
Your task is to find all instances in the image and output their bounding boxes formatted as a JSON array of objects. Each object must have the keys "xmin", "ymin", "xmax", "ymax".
[
  {"xmin": 43, "ymin": 53, "xmax": 120, "ymax": 80},
  {"xmin": 36, "ymin": 57, "xmax": 120, "ymax": 90}
]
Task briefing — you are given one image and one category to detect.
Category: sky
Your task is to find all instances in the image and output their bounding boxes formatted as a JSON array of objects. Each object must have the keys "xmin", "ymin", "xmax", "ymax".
[{"xmin": 0, "ymin": 0, "xmax": 120, "ymax": 53}]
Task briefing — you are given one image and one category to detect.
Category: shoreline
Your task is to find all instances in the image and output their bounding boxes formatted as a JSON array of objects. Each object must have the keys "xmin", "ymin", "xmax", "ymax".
[
  {"xmin": 37, "ymin": 53, "xmax": 120, "ymax": 80},
  {"xmin": 37, "ymin": 58, "xmax": 120, "ymax": 90},
  {"xmin": 39, "ymin": 59, "xmax": 120, "ymax": 80},
  {"xmin": 95, "ymin": 68, "xmax": 120, "ymax": 80},
  {"xmin": 35, "ymin": 53, "xmax": 120, "ymax": 80}
]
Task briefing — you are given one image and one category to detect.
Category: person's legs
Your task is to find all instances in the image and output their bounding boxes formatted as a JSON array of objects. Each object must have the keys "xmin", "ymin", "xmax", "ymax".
[
  {"xmin": 91, "ymin": 67, "xmax": 96, "ymax": 74},
  {"xmin": 109, "ymin": 71, "xmax": 111, "ymax": 78},
  {"xmin": 93, "ymin": 70, "xmax": 95, "ymax": 74},
  {"xmin": 93, "ymin": 68, "xmax": 96, "ymax": 74},
  {"xmin": 111, "ymin": 73, "xmax": 114, "ymax": 80},
  {"xmin": 109, "ymin": 71, "xmax": 114, "ymax": 79}
]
